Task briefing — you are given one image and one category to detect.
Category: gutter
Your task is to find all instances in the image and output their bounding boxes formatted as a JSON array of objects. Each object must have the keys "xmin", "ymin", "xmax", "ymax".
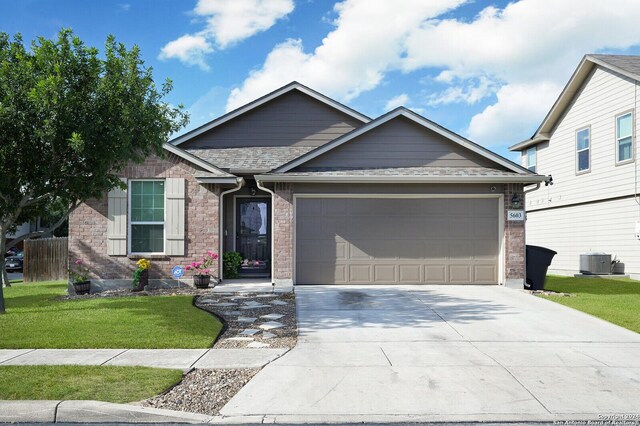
[
  {"xmin": 254, "ymin": 174, "xmax": 548, "ymax": 184},
  {"xmin": 219, "ymin": 177, "xmax": 245, "ymax": 280},
  {"xmin": 255, "ymin": 179, "xmax": 276, "ymax": 286}
]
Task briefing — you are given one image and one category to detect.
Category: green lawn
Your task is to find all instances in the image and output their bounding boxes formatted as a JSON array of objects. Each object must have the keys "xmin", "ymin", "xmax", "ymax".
[
  {"xmin": 0, "ymin": 365, "xmax": 182, "ymax": 402},
  {"xmin": 0, "ymin": 281, "xmax": 223, "ymax": 348},
  {"xmin": 539, "ymin": 275, "xmax": 640, "ymax": 333}
]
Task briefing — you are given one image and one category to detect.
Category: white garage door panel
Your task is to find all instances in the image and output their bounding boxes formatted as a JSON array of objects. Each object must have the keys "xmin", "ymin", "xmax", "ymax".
[{"xmin": 295, "ymin": 197, "xmax": 500, "ymax": 285}]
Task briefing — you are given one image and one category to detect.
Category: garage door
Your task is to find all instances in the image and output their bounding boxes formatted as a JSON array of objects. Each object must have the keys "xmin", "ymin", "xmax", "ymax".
[{"xmin": 295, "ymin": 197, "xmax": 500, "ymax": 284}]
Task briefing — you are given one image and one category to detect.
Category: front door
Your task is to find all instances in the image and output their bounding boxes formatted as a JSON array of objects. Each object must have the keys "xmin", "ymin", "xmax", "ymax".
[{"xmin": 236, "ymin": 198, "xmax": 271, "ymax": 276}]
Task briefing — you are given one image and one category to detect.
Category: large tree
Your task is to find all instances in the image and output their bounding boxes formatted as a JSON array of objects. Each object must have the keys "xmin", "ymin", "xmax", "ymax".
[{"xmin": 0, "ymin": 29, "xmax": 188, "ymax": 312}]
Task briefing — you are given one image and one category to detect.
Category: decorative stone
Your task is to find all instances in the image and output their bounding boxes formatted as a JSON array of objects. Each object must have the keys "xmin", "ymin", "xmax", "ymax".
[
  {"xmin": 270, "ymin": 300, "xmax": 288, "ymax": 306},
  {"xmin": 260, "ymin": 313, "xmax": 285, "ymax": 320},
  {"xmin": 213, "ymin": 302, "xmax": 238, "ymax": 307},
  {"xmin": 262, "ymin": 332, "xmax": 277, "ymax": 340},
  {"xmin": 240, "ymin": 304, "xmax": 271, "ymax": 310},
  {"xmin": 259, "ymin": 321, "xmax": 285, "ymax": 330},
  {"xmin": 237, "ymin": 317, "xmax": 257, "ymax": 323},
  {"xmin": 247, "ymin": 342, "xmax": 270, "ymax": 348},
  {"xmin": 239, "ymin": 329, "xmax": 259, "ymax": 336},
  {"xmin": 256, "ymin": 294, "xmax": 278, "ymax": 298},
  {"xmin": 225, "ymin": 337, "xmax": 254, "ymax": 341}
]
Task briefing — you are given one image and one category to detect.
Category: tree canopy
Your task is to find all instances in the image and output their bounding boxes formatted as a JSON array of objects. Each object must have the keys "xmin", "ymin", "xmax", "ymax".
[{"xmin": 0, "ymin": 29, "xmax": 188, "ymax": 311}]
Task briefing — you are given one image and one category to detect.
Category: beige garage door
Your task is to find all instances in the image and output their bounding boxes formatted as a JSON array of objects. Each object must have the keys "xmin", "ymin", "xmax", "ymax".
[{"xmin": 295, "ymin": 197, "xmax": 500, "ymax": 285}]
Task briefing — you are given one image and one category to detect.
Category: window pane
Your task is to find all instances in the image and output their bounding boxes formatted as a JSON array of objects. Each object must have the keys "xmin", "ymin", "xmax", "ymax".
[
  {"xmin": 528, "ymin": 165, "xmax": 537, "ymax": 173},
  {"xmin": 578, "ymin": 149, "xmax": 590, "ymax": 171},
  {"xmin": 130, "ymin": 181, "xmax": 142, "ymax": 194},
  {"xmin": 617, "ymin": 114, "xmax": 632, "ymax": 139},
  {"xmin": 527, "ymin": 147, "xmax": 536, "ymax": 169},
  {"xmin": 131, "ymin": 224, "xmax": 164, "ymax": 253},
  {"xmin": 619, "ymin": 137, "xmax": 633, "ymax": 161},
  {"xmin": 131, "ymin": 208, "xmax": 143, "ymax": 222},
  {"xmin": 577, "ymin": 129, "xmax": 590, "ymax": 151},
  {"xmin": 130, "ymin": 180, "xmax": 165, "ymax": 224}
]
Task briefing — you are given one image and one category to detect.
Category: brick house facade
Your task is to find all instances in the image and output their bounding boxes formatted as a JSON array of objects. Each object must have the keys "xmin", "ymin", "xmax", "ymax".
[{"xmin": 69, "ymin": 82, "xmax": 543, "ymax": 291}]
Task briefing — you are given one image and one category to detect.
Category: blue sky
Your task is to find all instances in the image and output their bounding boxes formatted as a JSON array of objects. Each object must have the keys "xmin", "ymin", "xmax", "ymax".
[{"xmin": 3, "ymin": 0, "xmax": 640, "ymax": 159}]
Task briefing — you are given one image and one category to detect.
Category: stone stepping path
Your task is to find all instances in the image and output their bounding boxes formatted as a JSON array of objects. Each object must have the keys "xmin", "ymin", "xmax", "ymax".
[
  {"xmin": 260, "ymin": 313, "xmax": 285, "ymax": 320},
  {"xmin": 237, "ymin": 317, "xmax": 257, "ymax": 323},
  {"xmin": 247, "ymin": 342, "xmax": 270, "ymax": 348},
  {"xmin": 239, "ymin": 329, "xmax": 259, "ymax": 336},
  {"xmin": 259, "ymin": 321, "xmax": 285, "ymax": 331},
  {"xmin": 262, "ymin": 332, "xmax": 276, "ymax": 340},
  {"xmin": 270, "ymin": 300, "xmax": 288, "ymax": 306}
]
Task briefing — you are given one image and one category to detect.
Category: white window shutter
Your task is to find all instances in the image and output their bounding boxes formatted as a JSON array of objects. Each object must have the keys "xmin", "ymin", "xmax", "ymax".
[
  {"xmin": 165, "ymin": 178, "xmax": 185, "ymax": 256},
  {"xmin": 107, "ymin": 178, "xmax": 127, "ymax": 256}
]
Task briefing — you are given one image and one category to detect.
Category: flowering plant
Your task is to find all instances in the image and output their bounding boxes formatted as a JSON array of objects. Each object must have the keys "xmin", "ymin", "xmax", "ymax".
[
  {"xmin": 185, "ymin": 250, "xmax": 218, "ymax": 277},
  {"xmin": 69, "ymin": 259, "xmax": 91, "ymax": 283},
  {"xmin": 133, "ymin": 258, "xmax": 151, "ymax": 287}
]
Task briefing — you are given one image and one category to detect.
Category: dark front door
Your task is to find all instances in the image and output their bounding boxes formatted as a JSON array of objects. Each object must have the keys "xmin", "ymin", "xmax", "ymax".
[{"xmin": 236, "ymin": 198, "xmax": 271, "ymax": 276}]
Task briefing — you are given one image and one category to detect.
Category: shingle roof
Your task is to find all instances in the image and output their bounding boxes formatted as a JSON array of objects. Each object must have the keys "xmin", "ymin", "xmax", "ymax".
[
  {"xmin": 187, "ymin": 147, "xmax": 316, "ymax": 172},
  {"xmin": 275, "ymin": 166, "xmax": 523, "ymax": 177},
  {"xmin": 588, "ymin": 54, "xmax": 640, "ymax": 78}
]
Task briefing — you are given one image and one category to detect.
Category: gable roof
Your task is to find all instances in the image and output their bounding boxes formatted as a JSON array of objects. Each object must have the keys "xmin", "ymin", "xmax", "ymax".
[
  {"xmin": 186, "ymin": 146, "xmax": 316, "ymax": 174},
  {"xmin": 274, "ymin": 107, "xmax": 532, "ymax": 175},
  {"xmin": 509, "ymin": 54, "xmax": 640, "ymax": 151},
  {"xmin": 170, "ymin": 82, "xmax": 371, "ymax": 147},
  {"xmin": 162, "ymin": 143, "xmax": 238, "ymax": 183}
]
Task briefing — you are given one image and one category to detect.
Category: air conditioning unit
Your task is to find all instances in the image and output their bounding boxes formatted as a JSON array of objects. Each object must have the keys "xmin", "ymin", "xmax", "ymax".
[{"xmin": 579, "ymin": 253, "xmax": 611, "ymax": 275}]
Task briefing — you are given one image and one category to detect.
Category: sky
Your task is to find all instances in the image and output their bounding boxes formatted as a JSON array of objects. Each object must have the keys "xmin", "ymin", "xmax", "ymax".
[{"xmin": 3, "ymin": 0, "xmax": 640, "ymax": 159}]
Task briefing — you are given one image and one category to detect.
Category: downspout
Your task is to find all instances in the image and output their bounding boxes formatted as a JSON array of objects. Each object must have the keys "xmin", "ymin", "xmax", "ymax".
[
  {"xmin": 219, "ymin": 177, "xmax": 244, "ymax": 281},
  {"xmin": 255, "ymin": 179, "xmax": 276, "ymax": 285}
]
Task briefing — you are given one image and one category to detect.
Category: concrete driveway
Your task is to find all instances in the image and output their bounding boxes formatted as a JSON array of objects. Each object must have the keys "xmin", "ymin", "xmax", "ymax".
[{"xmin": 221, "ymin": 285, "xmax": 640, "ymax": 422}]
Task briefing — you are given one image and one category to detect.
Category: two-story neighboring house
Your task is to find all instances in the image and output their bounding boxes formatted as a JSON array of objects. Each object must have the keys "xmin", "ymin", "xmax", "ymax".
[{"xmin": 510, "ymin": 54, "xmax": 640, "ymax": 278}]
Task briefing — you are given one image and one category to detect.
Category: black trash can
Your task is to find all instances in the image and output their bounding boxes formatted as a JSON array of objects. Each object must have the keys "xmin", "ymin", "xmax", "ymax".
[{"xmin": 525, "ymin": 245, "xmax": 557, "ymax": 290}]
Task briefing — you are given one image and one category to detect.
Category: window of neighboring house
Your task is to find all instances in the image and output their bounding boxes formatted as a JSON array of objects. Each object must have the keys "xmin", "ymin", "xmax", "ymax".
[
  {"xmin": 616, "ymin": 112, "xmax": 633, "ymax": 163},
  {"xmin": 129, "ymin": 180, "xmax": 165, "ymax": 254},
  {"xmin": 526, "ymin": 147, "xmax": 537, "ymax": 173},
  {"xmin": 576, "ymin": 127, "xmax": 591, "ymax": 173}
]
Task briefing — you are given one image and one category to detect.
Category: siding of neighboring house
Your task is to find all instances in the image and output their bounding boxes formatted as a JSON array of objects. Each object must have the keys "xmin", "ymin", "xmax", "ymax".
[
  {"xmin": 180, "ymin": 91, "xmax": 364, "ymax": 149},
  {"xmin": 69, "ymin": 154, "xmax": 220, "ymax": 289},
  {"xmin": 526, "ymin": 197, "xmax": 640, "ymax": 276},
  {"xmin": 523, "ymin": 65, "xmax": 640, "ymax": 277},
  {"xmin": 300, "ymin": 117, "xmax": 499, "ymax": 169}
]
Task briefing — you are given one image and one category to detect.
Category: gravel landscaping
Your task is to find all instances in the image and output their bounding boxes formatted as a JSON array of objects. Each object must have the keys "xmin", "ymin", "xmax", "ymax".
[{"xmin": 140, "ymin": 368, "xmax": 259, "ymax": 415}]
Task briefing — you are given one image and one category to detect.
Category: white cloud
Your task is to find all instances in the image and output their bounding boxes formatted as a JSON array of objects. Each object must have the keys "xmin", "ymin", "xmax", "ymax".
[
  {"xmin": 428, "ymin": 76, "xmax": 496, "ymax": 106},
  {"xmin": 226, "ymin": 0, "xmax": 466, "ymax": 110},
  {"xmin": 402, "ymin": 0, "xmax": 640, "ymax": 145},
  {"xmin": 159, "ymin": 0, "xmax": 293, "ymax": 68},
  {"xmin": 159, "ymin": 34, "xmax": 213, "ymax": 71},
  {"xmin": 385, "ymin": 94, "xmax": 410, "ymax": 111},
  {"xmin": 196, "ymin": 0, "xmax": 294, "ymax": 48},
  {"xmin": 467, "ymin": 82, "xmax": 561, "ymax": 146},
  {"xmin": 118, "ymin": 3, "xmax": 131, "ymax": 12},
  {"xmin": 226, "ymin": 0, "xmax": 640, "ymax": 147}
]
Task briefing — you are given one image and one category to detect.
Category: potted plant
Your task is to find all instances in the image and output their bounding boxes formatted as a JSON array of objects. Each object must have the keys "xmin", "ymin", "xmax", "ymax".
[
  {"xmin": 223, "ymin": 252, "xmax": 243, "ymax": 279},
  {"xmin": 132, "ymin": 258, "xmax": 151, "ymax": 292},
  {"xmin": 69, "ymin": 259, "xmax": 91, "ymax": 295},
  {"xmin": 185, "ymin": 250, "xmax": 218, "ymax": 289}
]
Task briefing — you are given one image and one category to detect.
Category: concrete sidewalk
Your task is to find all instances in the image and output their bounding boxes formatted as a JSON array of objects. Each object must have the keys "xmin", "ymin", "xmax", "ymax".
[{"xmin": 0, "ymin": 348, "xmax": 287, "ymax": 370}]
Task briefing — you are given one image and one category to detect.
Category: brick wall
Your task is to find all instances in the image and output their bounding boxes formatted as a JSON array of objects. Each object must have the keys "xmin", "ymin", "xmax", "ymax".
[
  {"xmin": 272, "ymin": 182, "xmax": 294, "ymax": 283},
  {"xmin": 69, "ymin": 154, "xmax": 220, "ymax": 283},
  {"xmin": 504, "ymin": 183, "xmax": 525, "ymax": 280}
]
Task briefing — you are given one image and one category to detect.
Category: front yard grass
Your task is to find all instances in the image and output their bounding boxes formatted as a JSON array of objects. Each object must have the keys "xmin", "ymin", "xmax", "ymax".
[
  {"xmin": 0, "ymin": 281, "xmax": 223, "ymax": 348},
  {"xmin": 539, "ymin": 275, "xmax": 640, "ymax": 333},
  {"xmin": 0, "ymin": 365, "xmax": 183, "ymax": 402}
]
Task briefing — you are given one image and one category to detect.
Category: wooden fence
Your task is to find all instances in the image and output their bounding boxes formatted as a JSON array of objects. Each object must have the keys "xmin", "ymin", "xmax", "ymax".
[{"xmin": 24, "ymin": 237, "xmax": 68, "ymax": 283}]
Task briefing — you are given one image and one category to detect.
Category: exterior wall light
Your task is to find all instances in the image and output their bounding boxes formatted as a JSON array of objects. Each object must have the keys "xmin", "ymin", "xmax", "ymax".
[{"xmin": 511, "ymin": 193, "xmax": 522, "ymax": 208}]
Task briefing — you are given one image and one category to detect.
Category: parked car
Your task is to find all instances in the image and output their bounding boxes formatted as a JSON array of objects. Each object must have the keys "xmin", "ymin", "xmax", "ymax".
[
  {"xmin": 5, "ymin": 247, "xmax": 20, "ymax": 257},
  {"xmin": 4, "ymin": 251, "xmax": 24, "ymax": 272}
]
